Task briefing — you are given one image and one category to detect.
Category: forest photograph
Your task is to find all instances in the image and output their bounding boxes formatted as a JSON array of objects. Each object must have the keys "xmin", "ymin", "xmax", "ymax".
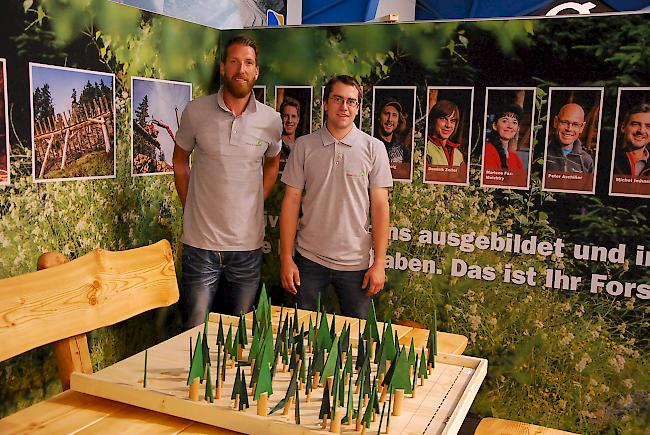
[
  {"xmin": 0, "ymin": 59, "xmax": 8, "ymax": 185},
  {"xmin": 30, "ymin": 63, "xmax": 115, "ymax": 181},
  {"xmin": 131, "ymin": 77, "xmax": 191, "ymax": 176}
]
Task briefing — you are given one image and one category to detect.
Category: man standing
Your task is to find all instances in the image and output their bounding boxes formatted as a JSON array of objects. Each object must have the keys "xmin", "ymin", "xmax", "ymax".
[
  {"xmin": 375, "ymin": 99, "xmax": 410, "ymax": 165},
  {"xmin": 280, "ymin": 75, "xmax": 392, "ymax": 318},
  {"xmin": 545, "ymin": 103, "xmax": 594, "ymax": 173},
  {"xmin": 614, "ymin": 103, "xmax": 650, "ymax": 178},
  {"xmin": 173, "ymin": 35, "xmax": 282, "ymax": 329}
]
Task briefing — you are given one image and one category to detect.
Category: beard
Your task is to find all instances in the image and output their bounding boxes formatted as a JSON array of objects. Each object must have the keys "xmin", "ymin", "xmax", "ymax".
[{"xmin": 223, "ymin": 74, "xmax": 255, "ymax": 99}]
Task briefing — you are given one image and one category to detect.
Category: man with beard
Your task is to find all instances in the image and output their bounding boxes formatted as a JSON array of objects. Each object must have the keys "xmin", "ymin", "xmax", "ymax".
[
  {"xmin": 614, "ymin": 103, "xmax": 650, "ymax": 178},
  {"xmin": 280, "ymin": 75, "xmax": 392, "ymax": 318},
  {"xmin": 375, "ymin": 98, "xmax": 411, "ymax": 165},
  {"xmin": 280, "ymin": 96, "xmax": 301, "ymax": 158},
  {"xmin": 545, "ymin": 103, "xmax": 594, "ymax": 173},
  {"xmin": 173, "ymin": 35, "xmax": 282, "ymax": 329}
]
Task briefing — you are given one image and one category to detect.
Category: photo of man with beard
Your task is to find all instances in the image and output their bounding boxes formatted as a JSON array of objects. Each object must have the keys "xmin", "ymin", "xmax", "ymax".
[
  {"xmin": 372, "ymin": 86, "xmax": 416, "ymax": 181},
  {"xmin": 173, "ymin": 35, "xmax": 283, "ymax": 329},
  {"xmin": 610, "ymin": 88, "xmax": 650, "ymax": 198}
]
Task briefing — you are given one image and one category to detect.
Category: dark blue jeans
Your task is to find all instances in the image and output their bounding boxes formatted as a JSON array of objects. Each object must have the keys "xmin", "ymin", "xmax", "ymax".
[
  {"xmin": 180, "ymin": 244, "xmax": 262, "ymax": 329},
  {"xmin": 294, "ymin": 252, "xmax": 371, "ymax": 319}
]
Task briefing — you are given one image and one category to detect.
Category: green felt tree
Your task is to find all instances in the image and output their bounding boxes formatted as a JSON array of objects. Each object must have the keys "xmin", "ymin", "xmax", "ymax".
[
  {"xmin": 225, "ymin": 325, "xmax": 233, "ymax": 357},
  {"xmin": 221, "ymin": 342, "xmax": 228, "ymax": 383},
  {"xmin": 361, "ymin": 380, "xmax": 377, "ymax": 428},
  {"xmin": 187, "ymin": 331, "xmax": 204, "ymax": 385},
  {"xmin": 256, "ymin": 284, "xmax": 271, "ymax": 330},
  {"xmin": 319, "ymin": 382, "xmax": 331, "ymax": 420},
  {"xmin": 418, "ymin": 347, "xmax": 428, "ymax": 379},
  {"xmin": 293, "ymin": 303, "xmax": 299, "ymax": 332},
  {"xmin": 342, "ymin": 367, "xmax": 354, "ymax": 424},
  {"xmin": 294, "ymin": 382, "xmax": 301, "ymax": 424},
  {"xmin": 408, "ymin": 338, "xmax": 416, "ymax": 368},
  {"xmin": 340, "ymin": 323, "xmax": 350, "ymax": 353},
  {"xmin": 216, "ymin": 315, "xmax": 224, "ymax": 346},
  {"xmin": 329, "ymin": 313, "xmax": 337, "ymax": 341},
  {"xmin": 383, "ymin": 320, "xmax": 396, "ymax": 362},
  {"xmin": 331, "ymin": 365, "xmax": 340, "ymax": 418},
  {"xmin": 308, "ymin": 317, "xmax": 315, "ymax": 350},
  {"xmin": 412, "ymin": 354, "xmax": 419, "ymax": 392},
  {"xmin": 239, "ymin": 371, "xmax": 249, "ymax": 410},
  {"xmin": 355, "ymin": 337, "xmax": 366, "ymax": 372},
  {"xmin": 316, "ymin": 310, "xmax": 332, "ymax": 351},
  {"xmin": 238, "ymin": 313, "xmax": 248, "ymax": 347},
  {"xmin": 248, "ymin": 328, "xmax": 261, "ymax": 363},
  {"xmin": 343, "ymin": 345, "xmax": 353, "ymax": 381},
  {"xmin": 320, "ymin": 335, "xmax": 340, "ymax": 383},
  {"xmin": 254, "ymin": 361, "xmax": 273, "ymax": 401},
  {"xmin": 338, "ymin": 362, "xmax": 346, "ymax": 407},
  {"xmin": 389, "ymin": 346, "xmax": 412, "ymax": 394},
  {"xmin": 363, "ymin": 300, "xmax": 380, "ymax": 342},
  {"xmin": 305, "ymin": 355, "xmax": 313, "ymax": 396},
  {"xmin": 231, "ymin": 366, "xmax": 242, "ymax": 400},
  {"xmin": 269, "ymin": 359, "xmax": 300, "ymax": 414},
  {"xmin": 252, "ymin": 308, "xmax": 258, "ymax": 339},
  {"xmin": 202, "ymin": 319, "xmax": 211, "ymax": 369},
  {"xmin": 205, "ymin": 365, "xmax": 214, "ymax": 403},
  {"xmin": 299, "ymin": 337, "xmax": 307, "ymax": 383},
  {"xmin": 312, "ymin": 345, "xmax": 326, "ymax": 376}
]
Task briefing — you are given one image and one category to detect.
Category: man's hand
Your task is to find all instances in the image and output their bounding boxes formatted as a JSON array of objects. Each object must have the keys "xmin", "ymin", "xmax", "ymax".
[
  {"xmin": 281, "ymin": 257, "xmax": 301, "ymax": 295},
  {"xmin": 362, "ymin": 262, "xmax": 385, "ymax": 295}
]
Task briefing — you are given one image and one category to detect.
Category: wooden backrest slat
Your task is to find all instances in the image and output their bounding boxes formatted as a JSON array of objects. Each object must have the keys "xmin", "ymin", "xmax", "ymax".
[{"xmin": 0, "ymin": 240, "xmax": 179, "ymax": 362}]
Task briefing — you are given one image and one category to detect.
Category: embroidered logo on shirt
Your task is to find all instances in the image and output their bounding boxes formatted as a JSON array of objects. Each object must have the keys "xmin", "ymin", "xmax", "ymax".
[
  {"xmin": 359, "ymin": 169, "xmax": 366, "ymax": 177},
  {"xmin": 256, "ymin": 139, "xmax": 265, "ymax": 147}
]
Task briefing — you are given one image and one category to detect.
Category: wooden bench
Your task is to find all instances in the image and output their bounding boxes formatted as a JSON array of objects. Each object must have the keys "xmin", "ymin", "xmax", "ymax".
[
  {"xmin": 474, "ymin": 417, "xmax": 579, "ymax": 434},
  {"xmin": 0, "ymin": 240, "xmax": 179, "ymax": 390}
]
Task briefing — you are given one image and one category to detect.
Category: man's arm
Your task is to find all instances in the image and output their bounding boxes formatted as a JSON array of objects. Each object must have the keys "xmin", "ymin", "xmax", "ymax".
[
  {"xmin": 172, "ymin": 144, "xmax": 192, "ymax": 207},
  {"xmin": 262, "ymin": 152, "xmax": 281, "ymax": 200},
  {"xmin": 363, "ymin": 187, "xmax": 390, "ymax": 295},
  {"xmin": 280, "ymin": 185, "xmax": 303, "ymax": 294}
]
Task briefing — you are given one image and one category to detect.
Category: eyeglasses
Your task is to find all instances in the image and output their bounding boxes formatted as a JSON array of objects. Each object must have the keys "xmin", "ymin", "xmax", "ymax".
[
  {"xmin": 558, "ymin": 119, "xmax": 584, "ymax": 130},
  {"xmin": 329, "ymin": 95, "xmax": 359, "ymax": 108}
]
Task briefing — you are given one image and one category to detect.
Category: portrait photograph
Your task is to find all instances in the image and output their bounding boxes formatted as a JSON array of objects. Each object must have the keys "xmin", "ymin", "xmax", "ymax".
[
  {"xmin": 609, "ymin": 87, "xmax": 650, "ymax": 198},
  {"xmin": 321, "ymin": 85, "xmax": 362, "ymax": 130},
  {"xmin": 131, "ymin": 77, "xmax": 192, "ymax": 176},
  {"xmin": 275, "ymin": 86, "xmax": 313, "ymax": 170},
  {"xmin": 30, "ymin": 63, "xmax": 116, "ymax": 182},
  {"xmin": 0, "ymin": 59, "xmax": 9, "ymax": 185},
  {"xmin": 542, "ymin": 87, "xmax": 603, "ymax": 194},
  {"xmin": 481, "ymin": 87, "xmax": 535, "ymax": 190},
  {"xmin": 372, "ymin": 86, "xmax": 416, "ymax": 182},
  {"xmin": 424, "ymin": 87, "xmax": 474, "ymax": 186},
  {"xmin": 253, "ymin": 85, "xmax": 266, "ymax": 105}
]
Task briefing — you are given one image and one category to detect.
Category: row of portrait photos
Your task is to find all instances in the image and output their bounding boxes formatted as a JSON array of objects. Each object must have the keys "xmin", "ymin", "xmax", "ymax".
[{"xmin": 0, "ymin": 60, "xmax": 648, "ymax": 199}]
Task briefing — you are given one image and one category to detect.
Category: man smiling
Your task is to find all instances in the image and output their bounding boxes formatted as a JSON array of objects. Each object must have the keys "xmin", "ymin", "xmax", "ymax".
[
  {"xmin": 546, "ymin": 103, "xmax": 594, "ymax": 173},
  {"xmin": 614, "ymin": 103, "xmax": 650, "ymax": 178},
  {"xmin": 280, "ymin": 75, "xmax": 392, "ymax": 318},
  {"xmin": 173, "ymin": 35, "xmax": 282, "ymax": 328}
]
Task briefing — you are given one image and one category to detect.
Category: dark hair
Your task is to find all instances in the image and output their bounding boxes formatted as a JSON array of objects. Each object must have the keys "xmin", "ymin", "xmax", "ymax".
[
  {"xmin": 428, "ymin": 100, "xmax": 460, "ymax": 134},
  {"xmin": 280, "ymin": 96, "xmax": 301, "ymax": 116},
  {"xmin": 624, "ymin": 103, "xmax": 650, "ymax": 125},
  {"xmin": 492, "ymin": 103, "xmax": 523, "ymax": 122},
  {"xmin": 489, "ymin": 103, "xmax": 524, "ymax": 171},
  {"xmin": 221, "ymin": 35, "xmax": 258, "ymax": 64},
  {"xmin": 323, "ymin": 75, "xmax": 362, "ymax": 103}
]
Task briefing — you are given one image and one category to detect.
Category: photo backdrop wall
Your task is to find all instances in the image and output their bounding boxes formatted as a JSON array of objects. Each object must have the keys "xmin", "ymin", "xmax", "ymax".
[{"xmin": 0, "ymin": 1, "xmax": 648, "ymax": 433}]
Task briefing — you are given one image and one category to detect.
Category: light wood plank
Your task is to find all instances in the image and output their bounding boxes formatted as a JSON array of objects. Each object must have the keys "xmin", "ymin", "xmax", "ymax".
[
  {"xmin": 475, "ymin": 417, "xmax": 579, "ymax": 435},
  {"xmin": 0, "ymin": 240, "xmax": 179, "ymax": 361}
]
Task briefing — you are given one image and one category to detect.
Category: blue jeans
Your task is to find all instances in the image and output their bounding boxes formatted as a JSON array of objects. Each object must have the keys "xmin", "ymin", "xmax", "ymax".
[
  {"xmin": 180, "ymin": 244, "xmax": 262, "ymax": 329},
  {"xmin": 294, "ymin": 252, "xmax": 371, "ymax": 318}
]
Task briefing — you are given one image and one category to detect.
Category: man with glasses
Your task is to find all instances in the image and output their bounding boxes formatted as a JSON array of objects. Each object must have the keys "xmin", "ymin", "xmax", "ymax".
[
  {"xmin": 279, "ymin": 75, "xmax": 392, "ymax": 318},
  {"xmin": 545, "ymin": 102, "xmax": 594, "ymax": 173}
]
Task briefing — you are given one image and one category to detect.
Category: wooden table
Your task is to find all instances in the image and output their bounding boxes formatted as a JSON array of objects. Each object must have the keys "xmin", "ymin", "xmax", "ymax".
[{"xmin": 0, "ymin": 329, "xmax": 468, "ymax": 434}]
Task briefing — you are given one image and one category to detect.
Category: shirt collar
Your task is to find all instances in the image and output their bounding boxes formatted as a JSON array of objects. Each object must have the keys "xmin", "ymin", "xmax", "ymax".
[
  {"xmin": 216, "ymin": 87, "xmax": 258, "ymax": 115},
  {"xmin": 320, "ymin": 125, "xmax": 359, "ymax": 147},
  {"xmin": 428, "ymin": 136, "xmax": 459, "ymax": 149}
]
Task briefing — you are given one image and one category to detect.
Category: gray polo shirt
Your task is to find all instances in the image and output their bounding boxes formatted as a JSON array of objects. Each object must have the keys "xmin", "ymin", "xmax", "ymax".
[
  {"xmin": 281, "ymin": 126, "xmax": 392, "ymax": 271},
  {"xmin": 176, "ymin": 88, "xmax": 282, "ymax": 251}
]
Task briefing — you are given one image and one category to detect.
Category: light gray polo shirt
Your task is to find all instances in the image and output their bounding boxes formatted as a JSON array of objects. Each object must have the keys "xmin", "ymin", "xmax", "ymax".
[
  {"xmin": 176, "ymin": 88, "xmax": 282, "ymax": 251},
  {"xmin": 281, "ymin": 125, "xmax": 392, "ymax": 271}
]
